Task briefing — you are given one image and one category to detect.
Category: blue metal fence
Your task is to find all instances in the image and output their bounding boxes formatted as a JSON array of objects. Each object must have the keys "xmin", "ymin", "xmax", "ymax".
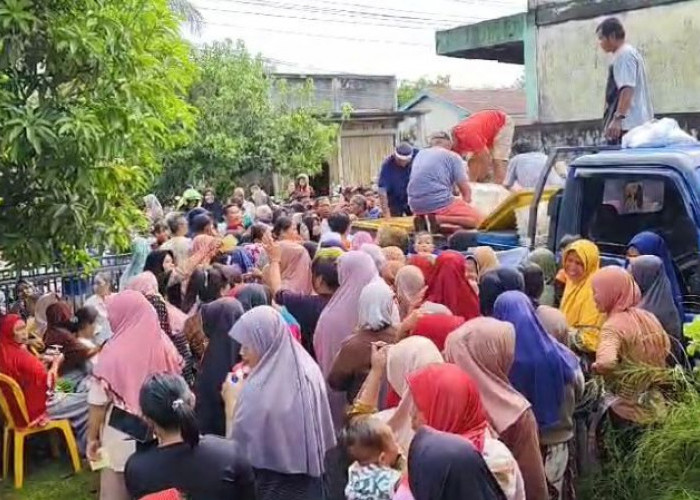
[{"xmin": 0, "ymin": 254, "xmax": 132, "ymax": 310}]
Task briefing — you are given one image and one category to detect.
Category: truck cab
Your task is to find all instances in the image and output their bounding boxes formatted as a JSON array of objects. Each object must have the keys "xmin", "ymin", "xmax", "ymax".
[{"xmin": 541, "ymin": 145, "xmax": 700, "ymax": 314}]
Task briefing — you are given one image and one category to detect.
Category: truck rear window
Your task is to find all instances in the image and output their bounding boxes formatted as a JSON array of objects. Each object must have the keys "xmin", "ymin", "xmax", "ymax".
[
  {"xmin": 578, "ymin": 174, "xmax": 689, "ymax": 253},
  {"xmin": 602, "ymin": 178, "xmax": 665, "ymax": 215}
]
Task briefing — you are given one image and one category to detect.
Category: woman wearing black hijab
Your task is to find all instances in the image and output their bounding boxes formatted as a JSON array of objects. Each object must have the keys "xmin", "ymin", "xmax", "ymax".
[
  {"xmin": 519, "ymin": 262, "xmax": 545, "ymax": 308},
  {"xmin": 478, "ymin": 267, "xmax": 525, "ymax": 316},
  {"xmin": 194, "ymin": 297, "xmax": 244, "ymax": 436},
  {"xmin": 202, "ymin": 188, "xmax": 224, "ymax": 223},
  {"xmin": 236, "ymin": 284, "xmax": 271, "ymax": 312},
  {"xmin": 409, "ymin": 427, "xmax": 507, "ymax": 500},
  {"xmin": 144, "ymin": 250, "xmax": 175, "ymax": 297}
]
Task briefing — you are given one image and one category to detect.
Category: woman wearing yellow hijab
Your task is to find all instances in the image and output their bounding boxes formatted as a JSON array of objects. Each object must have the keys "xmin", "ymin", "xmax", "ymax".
[{"xmin": 560, "ymin": 239, "xmax": 605, "ymax": 352}]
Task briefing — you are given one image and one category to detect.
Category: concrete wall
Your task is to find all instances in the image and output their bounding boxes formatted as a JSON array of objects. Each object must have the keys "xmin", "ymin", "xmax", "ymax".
[
  {"xmin": 529, "ymin": 0, "xmax": 568, "ymax": 6},
  {"xmin": 515, "ymin": 112, "xmax": 700, "ymax": 152},
  {"xmin": 536, "ymin": 0, "xmax": 700, "ymax": 123},
  {"xmin": 276, "ymin": 74, "xmax": 397, "ymax": 113}
]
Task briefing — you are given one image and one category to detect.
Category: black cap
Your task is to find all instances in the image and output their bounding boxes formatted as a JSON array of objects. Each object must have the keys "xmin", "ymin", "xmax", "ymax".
[{"xmin": 395, "ymin": 142, "xmax": 413, "ymax": 157}]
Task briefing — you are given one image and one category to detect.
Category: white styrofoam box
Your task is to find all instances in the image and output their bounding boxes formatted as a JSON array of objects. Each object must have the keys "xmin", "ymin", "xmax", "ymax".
[{"xmin": 470, "ymin": 183, "xmax": 511, "ymax": 216}]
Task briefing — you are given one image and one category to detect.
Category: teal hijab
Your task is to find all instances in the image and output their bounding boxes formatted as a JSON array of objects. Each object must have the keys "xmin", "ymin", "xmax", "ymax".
[{"xmin": 119, "ymin": 237, "xmax": 151, "ymax": 291}]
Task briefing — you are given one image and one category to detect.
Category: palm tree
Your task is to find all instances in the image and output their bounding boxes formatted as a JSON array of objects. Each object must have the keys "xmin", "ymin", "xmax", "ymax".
[{"xmin": 169, "ymin": 0, "xmax": 204, "ymax": 34}]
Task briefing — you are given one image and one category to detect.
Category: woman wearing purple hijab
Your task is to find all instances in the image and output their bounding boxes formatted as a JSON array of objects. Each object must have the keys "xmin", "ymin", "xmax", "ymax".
[
  {"xmin": 227, "ymin": 306, "xmax": 336, "ymax": 500},
  {"xmin": 314, "ymin": 251, "xmax": 380, "ymax": 427},
  {"xmin": 493, "ymin": 290, "xmax": 581, "ymax": 500}
]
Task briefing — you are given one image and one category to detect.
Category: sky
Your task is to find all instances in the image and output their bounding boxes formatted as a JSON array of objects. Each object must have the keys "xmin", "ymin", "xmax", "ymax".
[{"xmin": 188, "ymin": 0, "xmax": 527, "ymax": 89}]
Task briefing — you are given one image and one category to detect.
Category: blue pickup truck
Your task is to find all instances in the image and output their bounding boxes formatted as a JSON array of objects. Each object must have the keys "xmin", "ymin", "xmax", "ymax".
[
  {"xmin": 353, "ymin": 144, "xmax": 700, "ymax": 313},
  {"xmin": 528, "ymin": 144, "xmax": 700, "ymax": 314}
]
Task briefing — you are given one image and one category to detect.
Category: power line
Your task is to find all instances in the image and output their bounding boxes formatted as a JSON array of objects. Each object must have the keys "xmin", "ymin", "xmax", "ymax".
[
  {"xmin": 440, "ymin": 0, "xmax": 522, "ymax": 5},
  {"xmin": 310, "ymin": 0, "xmax": 520, "ymax": 18},
  {"xmin": 202, "ymin": 19, "xmax": 433, "ymax": 46},
  {"xmin": 197, "ymin": 5, "xmax": 483, "ymax": 30},
  {"xmin": 198, "ymin": 6, "xmax": 452, "ymax": 30},
  {"xmin": 211, "ymin": 0, "xmax": 524, "ymax": 20},
  {"xmin": 206, "ymin": 0, "xmax": 490, "ymax": 25}
]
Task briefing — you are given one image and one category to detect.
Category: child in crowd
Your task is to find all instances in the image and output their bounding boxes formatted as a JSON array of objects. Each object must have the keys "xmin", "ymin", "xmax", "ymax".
[
  {"xmin": 151, "ymin": 221, "xmax": 170, "ymax": 250},
  {"xmin": 413, "ymin": 232, "xmax": 435, "ymax": 262},
  {"xmin": 366, "ymin": 192, "xmax": 383, "ymax": 219},
  {"xmin": 344, "ymin": 416, "xmax": 403, "ymax": 500},
  {"xmin": 328, "ymin": 212, "xmax": 353, "ymax": 250}
]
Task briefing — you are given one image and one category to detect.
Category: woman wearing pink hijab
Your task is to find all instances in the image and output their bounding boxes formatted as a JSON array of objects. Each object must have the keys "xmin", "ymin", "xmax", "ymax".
[
  {"xmin": 445, "ymin": 317, "xmax": 547, "ymax": 500},
  {"xmin": 279, "ymin": 241, "xmax": 313, "ymax": 294},
  {"xmin": 87, "ymin": 290, "xmax": 182, "ymax": 500},
  {"xmin": 125, "ymin": 272, "xmax": 195, "ymax": 385},
  {"xmin": 591, "ymin": 266, "xmax": 670, "ymax": 424},
  {"xmin": 125, "ymin": 272, "xmax": 186, "ymax": 334},
  {"xmin": 314, "ymin": 251, "xmax": 381, "ymax": 427},
  {"xmin": 350, "ymin": 231, "xmax": 374, "ymax": 251}
]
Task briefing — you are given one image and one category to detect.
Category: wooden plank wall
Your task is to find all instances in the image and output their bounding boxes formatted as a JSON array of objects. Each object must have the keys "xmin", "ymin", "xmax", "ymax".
[{"xmin": 328, "ymin": 119, "xmax": 397, "ymax": 188}]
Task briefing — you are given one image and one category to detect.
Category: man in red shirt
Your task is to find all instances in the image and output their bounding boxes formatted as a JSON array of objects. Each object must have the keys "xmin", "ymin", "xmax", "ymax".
[{"xmin": 451, "ymin": 110, "xmax": 515, "ymax": 184}]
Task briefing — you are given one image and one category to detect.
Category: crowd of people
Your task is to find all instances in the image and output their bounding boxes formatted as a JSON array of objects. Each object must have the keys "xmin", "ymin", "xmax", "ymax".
[{"xmin": 0, "ymin": 173, "xmax": 688, "ymax": 500}]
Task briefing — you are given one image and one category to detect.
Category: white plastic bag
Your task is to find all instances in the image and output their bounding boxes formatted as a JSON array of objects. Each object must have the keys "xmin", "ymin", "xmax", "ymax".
[{"xmin": 622, "ymin": 118, "xmax": 697, "ymax": 149}]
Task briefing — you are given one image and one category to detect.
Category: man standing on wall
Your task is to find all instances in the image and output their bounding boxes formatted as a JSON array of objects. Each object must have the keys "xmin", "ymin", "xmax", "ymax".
[{"xmin": 598, "ymin": 17, "xmax": 653, "ymax": 144}]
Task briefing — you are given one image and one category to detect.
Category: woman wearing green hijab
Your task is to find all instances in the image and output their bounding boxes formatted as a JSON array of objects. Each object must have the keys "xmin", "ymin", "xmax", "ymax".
[
  {"xmin": 528, "ymin": 247, "xmax": 557, "ymax": 307},
  {"xmin": 119, "ymin": 237, "xmax": 152, "ymax": 291}
]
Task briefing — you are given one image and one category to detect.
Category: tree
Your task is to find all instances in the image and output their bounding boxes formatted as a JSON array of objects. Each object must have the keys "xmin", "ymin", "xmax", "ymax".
[
  {"xmin": 156, "ymin": 40, "xmax": 337, "ymax": 202},
  {"xmin": 397, "ymin": 75, "xmax": 451, "ymax": 108},
  {"xmin": 0, "ymin": 0, "xmax": 196, "ymax": 269},
  {"xmin": 168, "ymin": 0, "xmax": 203, "ymax": 34}
]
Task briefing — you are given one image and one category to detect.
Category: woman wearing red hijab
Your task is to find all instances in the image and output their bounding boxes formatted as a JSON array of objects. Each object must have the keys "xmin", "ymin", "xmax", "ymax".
[
  {"xmin": 407, "ymin": 255, "xmax": 434, "ymax": 284},
  {"xmin": 0, "ymin": 314, "xmax": 89, "ymax": 450},
  {"xmin": 403, "ymin": 364, "xmax": 525, "ymax": 500},
  {"xmin": 424, "ymin": 251, "xmax": 480, "ymax": 320},
  {"xmin": 410, "ymin": 314, "xmax": 465, "ymax": 351}
]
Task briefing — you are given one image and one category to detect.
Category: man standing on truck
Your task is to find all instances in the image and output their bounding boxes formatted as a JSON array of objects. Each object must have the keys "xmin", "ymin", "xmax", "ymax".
[
  {"xmin": 378, "ymin": 142, "xmax": 417, "ymax": 218},
  {"xmin": 598, "ymin": 17, "xmax": 653, "ymax": 144},
  {"xmin": 451, "ymin": 109, "xmax": 515, "ymax": 184},
  {"xmin": 408, "ymin": 131, "xmax": 484, "ymax": 230}
]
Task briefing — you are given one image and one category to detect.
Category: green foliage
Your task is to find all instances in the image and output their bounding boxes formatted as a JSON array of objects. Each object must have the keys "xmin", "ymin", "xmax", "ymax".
[
  {"xmin": 684, "ymin": 318, "xmax": 700, "ymax": 356},
  {"xmin": 156, "ymin": 40, "xmax": 338, "ymax": 202},
  {"xmin": 597, "ymin": 362, "xmax": 695, "ymax": 411},
  {"xmin": 397, "ymin": 75, "xmax": 451, "ymax": 108},
  {"xmin": 0, "ymin": 0, "xmax": 196, "ymax": 269},
  {"xmin": 581, "ymin": 392, "xmax": 700, "ymax": 500},
  {"xmin": 168, "ymin": 0, "xmax": 203, "ymax": 34},
  {"xmin": 580, "ymin": 365, "xmax": 700, "ymax": 500}
]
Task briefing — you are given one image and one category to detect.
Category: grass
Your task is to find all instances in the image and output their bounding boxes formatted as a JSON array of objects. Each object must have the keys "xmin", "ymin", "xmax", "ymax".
[
  {"xmin": 1, "ymin": 458, "xmax": 97, "ymax": 500},
  {"xmin": 579, "ymin": 394, "xmax": 700, "ymax": 500}
]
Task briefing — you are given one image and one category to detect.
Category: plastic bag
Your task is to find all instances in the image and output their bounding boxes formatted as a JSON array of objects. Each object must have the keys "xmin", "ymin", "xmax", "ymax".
[{"xmin": 622, "ymin": 118, "xmax": 698, "ymax": 149}]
